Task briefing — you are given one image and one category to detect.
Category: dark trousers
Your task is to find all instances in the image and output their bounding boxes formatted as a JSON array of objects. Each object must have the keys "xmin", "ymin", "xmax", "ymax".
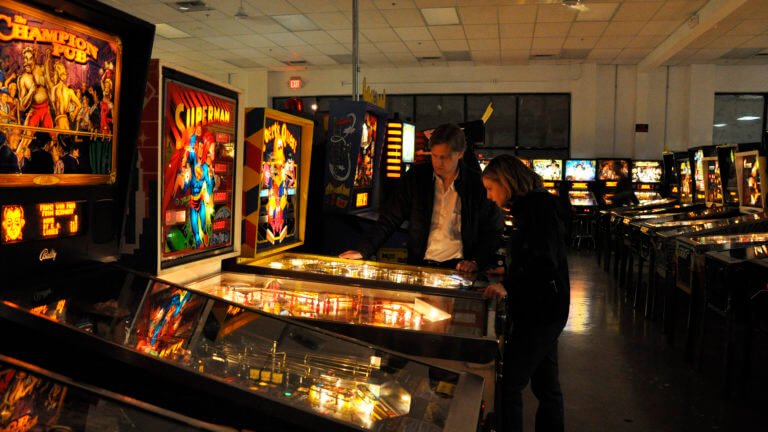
[{"xmin": 500, "ymin": 322, "xmax": 564, "ymax": 432}]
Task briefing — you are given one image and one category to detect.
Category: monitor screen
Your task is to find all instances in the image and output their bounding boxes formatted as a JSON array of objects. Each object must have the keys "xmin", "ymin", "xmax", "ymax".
[
  {"xmin": 568, "ymin": 191, "xmax": 596, "ymax": 206},
  {"xmin": 532, "ymin": 159, "xmax": 562, "ymax": 181},
  {"xmin": 565, "ymin": 160, "xmax": 596, "ymax": 182},
  {"xmin": 0, "ymin": 1, "xmax": 122, "ymax": 185},
  {"xmin": 353, "ymin": 112, "xmax": 378, "ymax": 191},
  {"xmin": 598, "ymin": 160, "xmax": 630, "ymax": 180},
  {"xmin": 160, "ymin": 77, "xmax": 237, "ymax": 267},
  {"xmin": 632, "ymin": 161, "xmax": 662, "ymax": 183},
  {"xmin": 741, "ymin": 154, "xmax": 762, "ymax": 208},
  {"xmin": 401, "ymin": 123, "xmax": 415, "ymax": 164},
  {"xmin": 258, "ymin": 118, "xmax": 301, "ymax": 248}
]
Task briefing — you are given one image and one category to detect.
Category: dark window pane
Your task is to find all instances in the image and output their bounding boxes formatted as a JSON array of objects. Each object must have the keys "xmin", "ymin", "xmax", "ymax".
[
  {"xmin": 713, "ymin": 94, "xmax": 765, "ymax": 145},
  {"xmin": 386, "ymin": 95, "xmax": 415, "ymax": 123},
  {"xmin": 517, "ymin": 94, "xmax": 569, "ymax": 151},
  {"xmin": 467, "ymin": 94, "xmax": 516, "ymax": 149},
  {"xmin": 415, "ymin": 95, "xmax": 465, "ymax": 130}
]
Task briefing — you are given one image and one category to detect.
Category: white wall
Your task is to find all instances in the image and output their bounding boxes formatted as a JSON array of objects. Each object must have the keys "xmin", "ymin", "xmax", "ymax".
[{"xmin": 259, "ymin": 63, "xmax": 768, "ymax": 158}]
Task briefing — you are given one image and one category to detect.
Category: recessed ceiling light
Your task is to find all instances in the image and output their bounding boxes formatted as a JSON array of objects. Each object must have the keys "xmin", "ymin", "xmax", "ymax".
[
  {"xmin": 713, "ymin": 123, "xmax": 727, "ymax": 127},
  {"xmin": 155, "ymin": 23, "xmax": 191, "ymax": 39},
  {"xmin": 272, "ymin": 14, "xmax": 318, "ymax": 31},
  {"xmin": 421, "ymin": 8, "xmax": 459, "ymax": 26},
  {"xmin": 737, "ymin": 116, "xmax": 761, "ymax": 121}
]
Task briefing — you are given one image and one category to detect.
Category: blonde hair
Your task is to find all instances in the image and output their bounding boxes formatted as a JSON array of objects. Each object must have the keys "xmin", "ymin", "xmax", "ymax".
[{"xmin": 482, "ymin": 154, "xmax": 542, "ymax": 199}]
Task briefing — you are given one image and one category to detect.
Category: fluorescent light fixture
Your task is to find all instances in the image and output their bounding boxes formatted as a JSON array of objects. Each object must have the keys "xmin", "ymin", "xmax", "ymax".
[
  {"xmin": 155, "ymin": 23, "xmax": 191, "ymax": 39},
  {"xmin": 272, "ymin": 14, "xmax": 318, "ymax": 31},
  {"xmin": 421, "ymin": 7, "xmax": 459, "ymax": 26},
  {"xmin": 713, "ymin": 123, "xmax": 727, "ymax": 127},
  {"xmin": 737, "ymin": 116, "xmax": 761, "ymax": 121}
]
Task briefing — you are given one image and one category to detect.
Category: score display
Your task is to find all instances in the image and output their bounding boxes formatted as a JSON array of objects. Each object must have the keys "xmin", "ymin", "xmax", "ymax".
[{"xmin": 2, "ymin": 201, "xmax": 84, "ymax": 245}]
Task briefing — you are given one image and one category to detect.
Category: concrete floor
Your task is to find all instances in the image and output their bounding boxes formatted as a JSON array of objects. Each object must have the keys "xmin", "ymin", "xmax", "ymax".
[{"xmin": 518, "ymin": 250, "xmax": 767, "ymax": 432}]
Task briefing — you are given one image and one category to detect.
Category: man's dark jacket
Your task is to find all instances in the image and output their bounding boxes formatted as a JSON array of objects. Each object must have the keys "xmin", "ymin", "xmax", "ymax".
[{"xmin": 358, "ymin": 160, "xmax": 504, "ymax": 268}]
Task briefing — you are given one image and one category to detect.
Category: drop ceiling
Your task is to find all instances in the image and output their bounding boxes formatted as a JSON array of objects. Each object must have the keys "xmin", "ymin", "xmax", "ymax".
[{"xmin": 99, "ymin": 0, "xmax": 768, "ymax": 76}]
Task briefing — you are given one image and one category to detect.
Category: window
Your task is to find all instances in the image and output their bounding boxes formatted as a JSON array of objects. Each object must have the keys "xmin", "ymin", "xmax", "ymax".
[{"xmin": 713, "ymin": 94, "xmax": 766, "ymax": 145}]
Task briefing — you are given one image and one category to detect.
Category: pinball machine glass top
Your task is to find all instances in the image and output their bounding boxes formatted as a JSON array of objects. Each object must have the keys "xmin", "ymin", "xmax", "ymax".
[
  {"xmin": 532, "ymin": 159, "xmax": 563, "ymax": 181},
  {"xmin": 632, "ymin": 161, "xmax": 663, "ymax": 183},
  {"xmin": 598, "ymin": 160, "xmax": 630, "ymax": 181},
  {"xmin": 0, "ymin": 0, "xmax": 123, "ymax": 187},
  {"xmin": 738, "ymin": 152, "xmax": 765, "ymax": 213},
  {"xmin": 401, "ymin": 122, "xmax": 415, "ymax": 164},
  {"xmin": 159, "ymin": 74, "xmax": 238, "ymax": 270},
  {"xmin": 564, "ymin": 160, "xmax": 597, "ymax": 182}
]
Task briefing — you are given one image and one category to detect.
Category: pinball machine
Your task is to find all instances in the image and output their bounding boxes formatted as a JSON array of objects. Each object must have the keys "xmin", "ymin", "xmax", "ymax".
[
  {"xmin": 532, "ymin": 159, "xmax": 563, "ymax": 196},
  {"xmin": 632, "ymin": 160, "xmax": 664, "ymax": 203},
  {"xmin": 677, "ymin": 152, "xmax": 694, "ymax": 205},
  {"xmin": 596, "ymin": 158, "xmax": 631, "ymax": 205},
  {"xmin": 563, "ymin": 159, "xmax": 598, "ymax": 215},
  {"xmin": 702, "ymin": 155, "xmax": 724, "ymax": 208},
  {"xmin": 0, "ymin": 354, "xmax": 230, "ymax": 432},
  {"xmin": 717, "ymin": 144, "xmax": 740, "ymax": 207},
  {"xmin": 323, "ymin": 100, "xmax": 387, "ymax": 215}
]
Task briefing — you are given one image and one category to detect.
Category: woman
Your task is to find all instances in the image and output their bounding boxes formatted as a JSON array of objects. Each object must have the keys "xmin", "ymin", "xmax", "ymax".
[{"xmin": 481, "ymin": 154, "xmax": 570, "ymax": 432}]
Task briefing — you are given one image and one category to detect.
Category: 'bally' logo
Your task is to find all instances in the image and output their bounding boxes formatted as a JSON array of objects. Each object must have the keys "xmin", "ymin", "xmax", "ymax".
[{"xmin": 39, "ymin": 248, "xmax": 57, "ymax": 262}]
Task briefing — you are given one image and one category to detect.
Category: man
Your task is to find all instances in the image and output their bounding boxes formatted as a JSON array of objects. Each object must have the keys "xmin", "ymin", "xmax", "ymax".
[
  {"xmin": 340, "ymin": 123, "xmax": 504, "ymax": 272},
  {"xmin": 18, "ymin": 47, "xmax": 53, "ymax": 129},
  {"xmin": 48, "ymin": 58, "xmax": 81, "ymax": 130},
  {"xmin": 0, "ymin": 129, "xmax": 28, "ymax": 173}
]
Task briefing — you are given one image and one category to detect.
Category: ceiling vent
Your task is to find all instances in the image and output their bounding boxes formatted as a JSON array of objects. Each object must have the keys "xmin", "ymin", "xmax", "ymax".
[
  {"xmin": 443, "ymin": 51, "xmax": 471, "ymax": 61},
  {"xmin": 286, "ymin": 60, "xmax": 308, "ymax": 65},
  {"xmin": 721, "ymin": 48, "xmax": 763, "ymax": 59}
]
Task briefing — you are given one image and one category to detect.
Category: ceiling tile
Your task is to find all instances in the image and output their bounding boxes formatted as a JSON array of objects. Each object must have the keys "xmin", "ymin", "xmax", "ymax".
[
  {"xmin": 233, "ymin": 34, "xmax": 277, "ymax": 48},
  {"xmin": 174, "ymin": 37, "xmax": 223, "ymax": 51},
  {"xmin": 568, "ymin": 22, "xmax": 608, "ymax": 37},
  {"xmin": 327, "ymin": 29, "xmax": 366, "ymax": 44},
  {"xmin": 663, "ymin": 48, "xmax": 696, "ymax": 65},
  {"xmin": 458, "ymin": 6, "xmax": 498, "ymax": 24},
  {"xmin": 205, "ymin": 19, "xmax": 256, "ymax": 35},
  {"xmin": 252, "ymin": 0, "xmax": 299, "ymax": 15},
  {"xmin": 537, "ymin": 4, "xmax": 578, "ymax": 23},
  {"xmin": 576, "ymin": 3, "xmax": 619, "ymax": 22},
  {"xmin": 414, "ymin": 0, "xmax": 461, "ymax": 7},
  {"xmin": 638, "ymin": 20, "xmax": 681, "ymax": 36},
  {"xmin": 727, "ymin": 20, "xmax": 768, "ymax": 37},
  {"xmin": 314, "ymin": 43, "xmax": 350, "ymax": 55},
  {"xmin": 362, "ymin": 28, "xmax": 401, "ymax": 42},
  {"xmin": 272, "ymin": 14, "xmax": 320, "ymax": 31},
  {"xmin": 264, "ymin": 32, "xmax": 306, "ymax": 46},
  {"xmin": 603, "ymin": 21, "xmax": 646, "ymax": 37},
  {"xmin": 500, "ymin": 23, "xmax": 534, "ymax": 39},
  {"xmin": 532, "ymin": 37, "xmax": 565, "ymax": 50},
  {"xmin": 330, "ymin": 0, "xmax": 376, "ymax": 10},
  {"xmin": 294, "ymin": 30, "xmax": 337, "ymax": 44},
  {"xmin": 613, "ymin": 2, "xmax": 663, "ymax": 22},
  {"xmin": 594, "ymin": 35, "xmax": 633, "ymax": 49},
  {"xmin": 285, "ymin": 0, "xmax": 337, "ymax": 13},
  {"xmin": 464, "ymin": 24, "xmax": 498, "ymax": 39},
  {"xmin": 171, "ymin": 21, "xmax": 223, "ymax": 37},
  {"xmin": 588, "ymin": 48, "xmax": 621, "ymax": 62},
  {"xmin": 306, "ymin": 12, "xmax": 351, "ymax": 30},
  {"xmin": 373, "ymin": 0, "xmax": 417, "ymax": 9},
  {"xmin": 653, "ymin": 0, "xmax": 707, "ymax": 21},
  {"xmin": 421, "ymin": 7, "xmax": 460, "ymax": 25},
  {"xmin": 706, "ymin": 35, "xmax": 753, "ymax": 49},
  {"xmin": 285, "ymin": 45, "xmax": 323, "ymax": 56},
  {"xmin": 405, "ymin": 40, "xmax": 440, "ymax": 52},
  {"xmin": 376, "ymin": 41, "xmax": 411, "ymax": 52},
  {"xmin": 740, "ymin": 34, "xmax": 768, "ymax": 48},
  {"xmin": 384, "ymin": 52, "xmax": 418, "ymax": 65},
  {"xmin": 468, "ymin": 38, "xmax": 500, "ymax": 51},
  {"xmin": 626, "ymin": 35, "xmax": 666, "ymax": 49},
  {"xmin": 302, "ymin": 54, "xmax": 339, "ymax": 65},
  {"xmin": 382, "ymin": 9, "xmax": 425, "ymax": 27},
  {"xmin": 237, "ymin": 17, "xmax": 287, "ymax": 34},
  {"xmin": 357, "ymin": 10, "xmax": 390, "ymax": 28},
  {"xmin": 687, "ymin": 48, "xmax": 731, "ymax": 61},
  {"xmin": 563, "ymin": 36, "xmax": 599, "ymax": 49},
  {"xmin": 429, "ymin": 25, "xmax": 466, "ymax": 40},
  {"xmin": 614, "ymin": 48, "xmax": 652, "ymax": 63},
  {"xmin": 394, "ymin": 27, "xmax": 433, "ymax": 41},
  {"xmin": 500, "ymin": 38, "xmax": 532, "ymax": 50},
  {"xmin": 534, "ymin": 22, "xmax": 571, "ymax": 38},
  {"xmin": 471, "ymin": 50, "xmax": 501, "ymax": 64},
  {"xmin": 202, "ymin": 36, "xmax": 249, "ymax": 49},
  {"xmin": 501, "ymin": 49, "xmax": 530, "ymax": 61},
  {"xmin": 499, "ymin": 5, "xmax": 537, "ymax": 24},
  {"xmin": 437, "ymin": 39, "xmax": 469, "ymax": 51}
]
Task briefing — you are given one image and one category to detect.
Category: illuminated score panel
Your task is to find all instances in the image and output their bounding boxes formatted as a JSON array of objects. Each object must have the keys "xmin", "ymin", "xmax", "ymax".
[
  {"xmin": 1, "ymin": 201, "xmax": 84, "ymax": 245},
  {"xmin": 385, "ymin": 122, "xmax": 404, "ymax": 179}
]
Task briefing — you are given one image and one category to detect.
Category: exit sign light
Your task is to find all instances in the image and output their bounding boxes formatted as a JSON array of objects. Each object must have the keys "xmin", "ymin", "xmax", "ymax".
[{"xmin": 289, "ymin": 77, "xmax": 302, "ymax": 89}]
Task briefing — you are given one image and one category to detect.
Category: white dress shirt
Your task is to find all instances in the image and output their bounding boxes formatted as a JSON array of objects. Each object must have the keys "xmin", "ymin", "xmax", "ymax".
[{"xmin": 424, "ymin": 173, "xmax": 463, "ymax": 262}]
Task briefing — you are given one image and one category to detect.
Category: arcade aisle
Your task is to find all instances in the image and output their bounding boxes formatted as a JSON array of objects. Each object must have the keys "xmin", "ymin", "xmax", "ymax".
[{"xmin": 527, "ymin": 250, "xmax": 767, "ymax": 432}]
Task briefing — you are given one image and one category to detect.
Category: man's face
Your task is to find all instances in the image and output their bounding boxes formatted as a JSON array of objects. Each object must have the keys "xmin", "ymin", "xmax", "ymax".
[
  {"xmin": 430, "ymin": 142, "xmax": 462, "ymax": 180},
  {"xmin": 22, "ymin": 51, "xmax": 33, "ymax": 72},
  {"xmin": 55, "ymin": 64, "xmax": 67, "ymax": 81},
  {"xmin": 2, "ymin": 206, "xmax": 25, "ymax": 242}
]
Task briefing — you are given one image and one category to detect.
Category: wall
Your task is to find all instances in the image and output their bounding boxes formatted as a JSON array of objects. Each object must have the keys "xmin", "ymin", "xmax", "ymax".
[{"xmin": 262, "ymin": 63, "xmax": 768, "ymax": 158}]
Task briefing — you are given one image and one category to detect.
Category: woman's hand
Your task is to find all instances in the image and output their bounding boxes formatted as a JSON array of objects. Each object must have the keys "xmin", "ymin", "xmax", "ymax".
[
  {"xmin": 456, "ymin": 260, "xmax": 478, "ymax": 272},
  {"xmin": 339, "ymin": 250, "xmax": 363, "ymax": 260},
  {"xmin": 482, "ymin": 282, "xmax": 507, "ymax": 301}
]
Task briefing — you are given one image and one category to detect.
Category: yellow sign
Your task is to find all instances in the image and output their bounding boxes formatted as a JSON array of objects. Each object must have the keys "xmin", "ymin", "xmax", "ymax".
[
  {"xmin": 481, "ymin": 102, "xmax": 494, "ymax": 123},
  {"xmin": 362, "ymin": 77, "xmax": 386, "ymax": 109}
]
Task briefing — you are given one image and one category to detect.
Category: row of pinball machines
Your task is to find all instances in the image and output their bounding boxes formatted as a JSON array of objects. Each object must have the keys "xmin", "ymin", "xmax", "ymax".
[
  {"xmin": 595, "ymin": 141, "xmax": 768, "ymax": 388},
  {"xmin": 0, "ymin": 2, "xmax": 493, "ymax": 431}
]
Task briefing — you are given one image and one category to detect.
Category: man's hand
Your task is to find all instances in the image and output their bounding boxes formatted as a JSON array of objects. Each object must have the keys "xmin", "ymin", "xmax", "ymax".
[
  {"xmin": 482, "ymin": 282, "xmax": 507, "ymax": 301},
  {"xmin": 456, "ymin": 260, "xmax": 478, "ymax": 272},
  {"xmin": 486, "ymin": 266, "xmax": 505, "ymax": 275},
  {"xmin": 339, "ymin": 250, "xmax": 363, "ymax": 260}
]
